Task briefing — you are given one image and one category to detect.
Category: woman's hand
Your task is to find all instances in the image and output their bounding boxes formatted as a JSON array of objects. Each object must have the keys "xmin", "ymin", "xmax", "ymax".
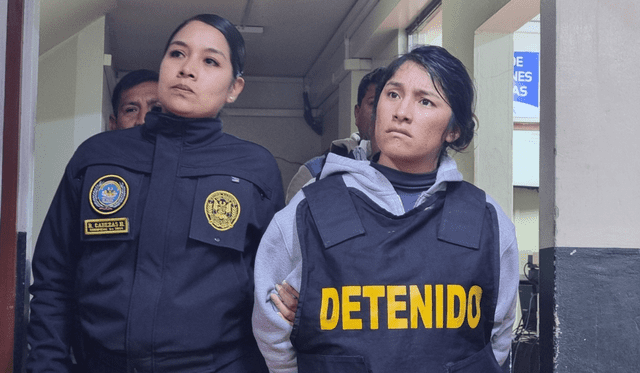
[{"xmin": 270, "ymin": 281, "xmax": 299, "ymax": 325}]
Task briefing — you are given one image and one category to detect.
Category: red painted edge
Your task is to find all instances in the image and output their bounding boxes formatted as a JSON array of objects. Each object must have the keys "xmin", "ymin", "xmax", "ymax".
[{"xmin": 0, "ymin": 0, "xmax": 24, "ymax": 371}]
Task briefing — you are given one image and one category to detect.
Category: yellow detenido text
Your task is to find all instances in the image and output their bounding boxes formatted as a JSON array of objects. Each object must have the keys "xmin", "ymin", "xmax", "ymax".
[{"xmin": 319, "ymin": 284, "xmax": 482, "ymax": 330}]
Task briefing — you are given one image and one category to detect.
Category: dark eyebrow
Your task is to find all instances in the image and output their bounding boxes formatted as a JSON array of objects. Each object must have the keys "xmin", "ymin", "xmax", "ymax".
[
  {"xmin": 386, "ymin": 80, "xmax": 440, "ymax": 99},
  {"xmin": 385, "ymin": 80, "xmax": 403, "ymax": 89},
  {"xmin": 168, "ymin": 40, "xmax": 227, "ymax": 59},
  {"xmin": 168, "ymin": 40, "xmax": 188, "ymax": 50}
]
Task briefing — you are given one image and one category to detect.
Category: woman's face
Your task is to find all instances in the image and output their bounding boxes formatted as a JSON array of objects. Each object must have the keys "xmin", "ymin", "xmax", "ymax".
[
  {"xmin": 158, "ymin": 20, "xmax": 244, "ymax": 118},
  {"xmin": 375, "ymin": 61, "xmax": 459, "ymax": 174}
]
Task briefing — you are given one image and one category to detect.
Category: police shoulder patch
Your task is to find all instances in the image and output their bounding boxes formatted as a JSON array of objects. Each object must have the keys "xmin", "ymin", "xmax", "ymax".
[
  {"xmin": 89, "ymin": 174, "xmax": 129, "ymax": 215},
  {"xmin": 204, "ymin": 190, "xmax": 241, "ymax": 231}
]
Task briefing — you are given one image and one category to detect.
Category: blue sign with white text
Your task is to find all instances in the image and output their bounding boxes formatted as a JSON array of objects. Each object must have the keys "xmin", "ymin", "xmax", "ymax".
[{"xmin": 513, "ymin": 51, "xmax": 539, "ymax": 121}]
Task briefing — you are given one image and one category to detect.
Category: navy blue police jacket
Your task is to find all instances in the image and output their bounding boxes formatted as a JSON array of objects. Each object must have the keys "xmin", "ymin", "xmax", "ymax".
[
  {"xmin": 291, "ymin": 175, "xmax": 503, "ymax": 373},
  {"xmin": 27, "ymin": 112, "xmax": 284, "ymax": 372}
]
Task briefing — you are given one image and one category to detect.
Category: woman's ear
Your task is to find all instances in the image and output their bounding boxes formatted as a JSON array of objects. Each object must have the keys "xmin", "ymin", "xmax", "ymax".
[
  {"xmin": 445, "ymin": 128, "xmax": 461, "ymax": 144},
  {"xmin": 226, "ymin": 77, "xmax": 245, "ymax": 103}
]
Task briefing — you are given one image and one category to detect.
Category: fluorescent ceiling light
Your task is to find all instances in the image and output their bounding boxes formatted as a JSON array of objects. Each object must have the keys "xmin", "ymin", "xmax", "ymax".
[{"xmin": 236, "ymin": 26, "xmax": 263, "ymax": 34}]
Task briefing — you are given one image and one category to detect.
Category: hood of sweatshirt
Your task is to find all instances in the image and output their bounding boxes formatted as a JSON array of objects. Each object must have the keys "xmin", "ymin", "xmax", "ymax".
[{"xmin": 316, "ymin": 152, "xmax": 464, "ymax": 215}]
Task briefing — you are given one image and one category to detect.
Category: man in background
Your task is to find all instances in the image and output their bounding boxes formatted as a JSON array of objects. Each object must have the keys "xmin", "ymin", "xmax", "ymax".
[
  {"xmin": 108, "ymin": 69, "xmax": 161, "ymax": 130},
  {"xmin": 285, "ymin": 67, "xmax": 386, "ymax": 203}
]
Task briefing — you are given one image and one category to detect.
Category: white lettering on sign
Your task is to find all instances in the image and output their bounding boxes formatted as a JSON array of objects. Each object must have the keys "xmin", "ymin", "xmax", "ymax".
[
  {"xmin": 514, "ymin": 56, "xmax": 524, "ymax": 67},
  {"xmin": 513, "ymin": 71, "xmax": 533, "ymax": 83},
  {"xmin": 513, "ymin": 56, "xmax": 532, "ymax": 98},
  {"xmin": 513, "ymin": 85, "xmax": 527, "ymax": 97}
]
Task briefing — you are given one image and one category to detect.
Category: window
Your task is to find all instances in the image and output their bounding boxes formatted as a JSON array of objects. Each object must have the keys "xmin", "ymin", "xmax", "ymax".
[{"xmin": 406, "ymin": 0, "xmax": 442, "ymax": 50}]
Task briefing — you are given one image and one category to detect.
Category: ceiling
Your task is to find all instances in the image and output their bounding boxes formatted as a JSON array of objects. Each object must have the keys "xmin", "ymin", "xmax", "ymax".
[{"xmin": 40, "ymin": 0, "xmax": 360, "ymax": 77}]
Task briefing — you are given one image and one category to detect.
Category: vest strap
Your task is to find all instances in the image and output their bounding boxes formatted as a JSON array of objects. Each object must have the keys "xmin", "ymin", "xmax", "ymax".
[
  {"xmin": 302, "ymin": 175, "xmax": 365, "ymax": 248},
  {"xmin": 438, "ymin": 181, "xmax": 487, "ymax": 250}
]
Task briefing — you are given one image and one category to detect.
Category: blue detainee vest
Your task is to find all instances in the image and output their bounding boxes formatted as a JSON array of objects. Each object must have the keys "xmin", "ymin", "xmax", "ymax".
[{"xmin": 291, "ymin": 175, "xmax": 502, "ymax": 373}]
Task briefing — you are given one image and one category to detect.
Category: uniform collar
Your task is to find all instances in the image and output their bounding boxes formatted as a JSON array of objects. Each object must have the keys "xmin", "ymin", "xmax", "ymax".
[{"xmin": 142, "ymin": 111, "xmax": 224, "ymax": 147}]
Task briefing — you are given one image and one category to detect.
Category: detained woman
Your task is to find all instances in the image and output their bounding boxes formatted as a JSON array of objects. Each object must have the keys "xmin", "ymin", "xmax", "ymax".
[
  {"xmin": 252, "ymin": 45, "xmax": 519, "ymax": 373},
  {"xmin": 27, "ymin": 14, "xmax": 282, "ymax": 373}
]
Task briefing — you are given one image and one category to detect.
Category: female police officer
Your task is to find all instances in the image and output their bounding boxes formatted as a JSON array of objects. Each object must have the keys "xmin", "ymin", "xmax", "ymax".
[
  {"xmin": 27, "ymin": 14, "xmax": 282, "ymax": 373},
  {"xmin": 252, "ymin": 45, "xmax": 519, "ymax": 373}
]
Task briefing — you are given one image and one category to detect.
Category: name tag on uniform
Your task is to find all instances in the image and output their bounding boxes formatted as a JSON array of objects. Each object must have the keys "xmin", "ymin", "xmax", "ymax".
[{"xmin": 84, "ymin": 217, "xmax": 129, "ymax": 235}]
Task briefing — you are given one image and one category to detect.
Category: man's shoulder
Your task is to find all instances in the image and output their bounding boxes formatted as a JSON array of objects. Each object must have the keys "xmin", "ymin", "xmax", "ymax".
[{"xmin": 303, "ymin": 154, "xmax": 327, "ymax": 178}]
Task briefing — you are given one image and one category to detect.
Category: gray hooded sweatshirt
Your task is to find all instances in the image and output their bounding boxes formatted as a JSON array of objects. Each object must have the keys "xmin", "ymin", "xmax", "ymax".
[{"xmin": 252, "ymin": 153, "xmax": 519, "ymax": 373}]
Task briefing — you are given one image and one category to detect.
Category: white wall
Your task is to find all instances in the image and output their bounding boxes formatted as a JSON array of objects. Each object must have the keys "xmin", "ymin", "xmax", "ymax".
[
  {"xmin": 19, "ymin": 0, "xmax": 41, "ymax": 262},
  {"xmin": 474, "ymin": 7, "xmax": 541, "ymax": 273},
  {"xmin": 474, "ymin": 32, "xmax": 514, "ymax": 219},
  {"xmin": 221, "ymin": 76, "xmax": 319, "ymax": 193},
  {"xmin": 33, "ymin": 16, "xmax": 106, "ymax": 246},
  {"xmin": 514, "ymin": 186, "xmax": 539, "ymax": 263},
  {"xmin": 102, "ymin": 20, "xmax": 116, "ymax": 131},
  {"xmin": 540, "ymin": 0, "xmax": 640, "ymax": 249}
]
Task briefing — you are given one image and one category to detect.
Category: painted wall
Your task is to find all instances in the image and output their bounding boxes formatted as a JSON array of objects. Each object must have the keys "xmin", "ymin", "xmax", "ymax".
[
  {"xmin": 221, "ymin": 76, "xmax": 320, "ymax": 194},
  {"xmin": 514, "ymin": 186, "xmax": 539, "ymax": 263},
  {"xmin": 474, "ymin": 32, "xmax": 514, "ymax": 219},
  {"xmin": 442, "ymin": 0, "xmax": 510, "ymax": 184},
  {"xmin": 102, "ymin": 21, "xmax": 116, "ymax": 132},
  {"xmin": 541, "ymin": 0, "xmax": 640, "ymax": 249},
  {"xmin": 33, "ymin": 16, "xmax": 106, "ymax": 248},
  {"xmin": 539, "ymin": 1, "xmax": 640, "ymax": 371}
]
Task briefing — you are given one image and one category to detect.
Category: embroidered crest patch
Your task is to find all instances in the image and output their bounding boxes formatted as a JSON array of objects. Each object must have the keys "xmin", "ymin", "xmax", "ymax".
[
  {"xmin": 89, "ymin": 175, "xmax": 129, "ymax": 215},
  {"xmin": 204, "ymin": 190, "xmax": 241, "ymax": 231}
]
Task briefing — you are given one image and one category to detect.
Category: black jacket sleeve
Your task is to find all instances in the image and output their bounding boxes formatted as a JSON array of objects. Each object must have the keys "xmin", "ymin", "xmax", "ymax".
[{"xmin": 27, "ymin": 162, "xmax": 83, "ymax": 373}]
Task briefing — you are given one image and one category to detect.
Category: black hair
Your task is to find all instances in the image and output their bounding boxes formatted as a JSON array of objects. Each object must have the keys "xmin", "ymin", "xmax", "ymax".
[
  {"xmin": 163, "ymin": 14, "xmax": 245, "ymax": 79},
  {"xmin": 374, "ymin": 45, "xmax": 477, "ymax": 159},
  {"xmin": 111, "ymin": 69, "xmax": 158, "ymax": 117},
  {"xmin": 356, "ymin": 67, "xmax": 387, "ymax": 106}
]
